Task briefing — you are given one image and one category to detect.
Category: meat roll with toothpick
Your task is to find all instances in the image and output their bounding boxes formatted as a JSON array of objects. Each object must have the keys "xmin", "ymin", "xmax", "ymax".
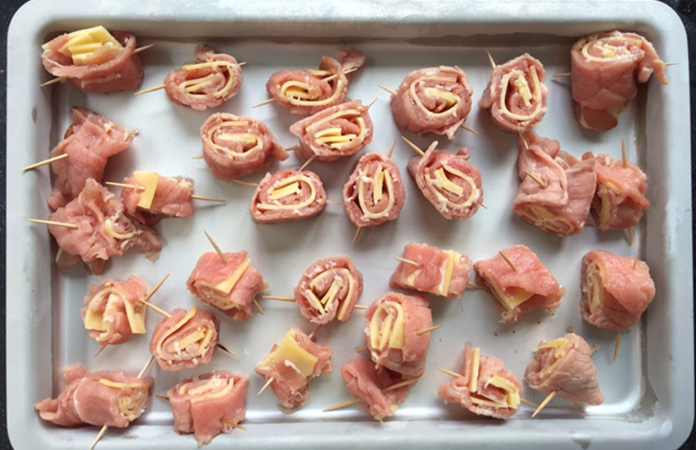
[
  {"xmin": 408, "ymin": 142, "xmax": 484, "ymax": 220},
  {"xmin": 255, "ymin": 329, "xmax": 333, "ymax": 411},
  {"xmin": 366, "ymin": 293, "xmax": 432, "ymax": 378},
  {"xmin": 48, "ymin": 108, "xmax": 134, "ymax": 210},
  {"xmin": 439, "ymin": 343, "xmax": 523, "ymax": 419},
  {"xmin": 571, "ymin": 31, "xmax": 668, "ymax": 132},
  {"xmin": 121, "ymin": 172, "xmax": 194, "ymax": 222},
  {"xmin": 525, "ymin": 333, "xmax": 604, "ymax": 406},
  {"xmin": 250, "ymin": 169, "xmax": 327, "ymax": 224},
  {"xmin": 164, "ymin": 44, "xmax": 242, "ymax": 110},
  {"xmin": 295, "ymin": 256, "xmax": 363, "ymax": 325},
  {"xmin": 41, "ymin": 26, "xmax": 143, "ymax": 93},
  {"xmin": 49, "ymin": 179, "xmax": 162, "ymax": 275},
  {"xmin": 391, "ymin": 243, "xmax": 472, "ymax": 299},
  {"xmin": 82, "ymin": 276, "xmax": 148, "ymax": 346},
  {"xmin": 168, "ymin": 372, "xmax": 248, "ymax": 446},
  {"xmin": 515, "ymin": 132, "xmax": 596, "ymax": 237},
  {"xmin": 289, "ymin": 100, "xmax": 374, "ymax": 162},
  {"xmin": 475, "ymin": 245, "xmax": 565, "ymax": 324},
  {"xmin": 187, "ymin": 251, "xmax": 268, "ymax": 322},
  {"xmin": 343, "ymin": 153, "xmax": 405, "ymax": 228},
  {"xmin": 479, "ymin": 54, "xmax": 548, "ymax": 133},
  {"xmin": 150, "ymin": 307, "xmax": 219, "ymax": 372},
  {"xmin": 584, "ymin": 154, "xmax": 650, "ymax": 230},
  {"xmin": 341, "ymin": 358, "xmax": 414, "ymax": 421},
  {"xmin": 200, "ymin": 113, "xmax": 288, "ymax": 181},
  {"xmin": 35, "ymin": 364, "xmax": 153, "ymax": 427},
  {"xmin": 581, "ymin": 250, "xmax": 655, "ymax": 332},
  {"xmin": 266, "ymin": 49, "xmax": 365, "ymax": 115},
  {"xmin": 391, "ymin": 66, "xmax": 473, "ymax": 140}
]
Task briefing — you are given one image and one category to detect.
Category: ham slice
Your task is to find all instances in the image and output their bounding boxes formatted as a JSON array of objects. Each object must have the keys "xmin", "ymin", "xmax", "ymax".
[
  {"xmin": 41, "ymin": 29, "xmax": 143, "ymax": 93},
  {"xmin": 121, "ymin": 172, "xmax": 194, "ymax": 223},
  {"xmin": 515, "ymin": 132, "xmax": 596, "ymax": 237},
  {"xmin": 48, "ymin": 108, "xmax": 133, "ymax": 210},
  {"xmin": 474, "ymin": 245, "xmax": 565, "ymax": 324},
  {"xmin": 479, "ymin": 54, "xmax": 548, "ymax": 133},
  {"xmin": 341, "ymin": 358, "xmax": 414, "ymax": 421},
  {"xmin": 438, "ymin": 343, "xmax": 522, "ymax": 419},
  {"xmin": 200, "ymin": 113, "xmax": 288, "ymax": 181},
  {"xmin": 295, "ymin": 256, "xmax": 363, "ymax": 324},
  {"xmin": 408, "ymin": 143, "xmax": 484, "ymax": 220},
  {"xmin": 525, "ymin": 333, "xmax": 604, "ymax": 406},
  {"xmin": 255, "ymin": 329, "xmax": 333, "ymax": 411},
  {"xmin": 366, "ymin": 292, "xmax": 432, "ymax": 378},
  {"xmin": 266, "ymin": 49, "xmax": 365, "ymax": 115},
  {"xmin": 35, "ymin": 364, "xmax": 153, "ymax": 427},
  {"xmin": 187, "ymin": 251, "xmax": 268, "ymax": 322},
  {"xmin": 164, "ymin": 44, "xmax": 242, "ymax": 111},
  {"xmin": 250, "ymin": 169, "xmax": 327, "ymax": 223},
  {"xmin": 49, "ymin": 179, "xmax": 162, "ymax": 275},
  {"xmin": 391, "ymin": 66, "xmax": 473, "ymax": 140},
  {"xmin": 289, "ymin": 100, "xmax": 374, "ymax": 162},
  {"xmin": 581, "ymin": 250, "xmax": 656, "ymax": 332},
  {"xmin": 81, "ymin": 276, "xmax": 148, "ymax": 346},
  {"xmin": 343, "ymin": 153, "xmax": 406, "ymax": 228},
  {"xmin": 168, "ymin": 371, "xmax": 248, "ymax": 446},
  {"xmin": 585, "ymin": 154, "xmax": 650, "ymax": 230},
  {"xmin": 150, "ymin": 307, "xmax": 219, "ymax": 372},
  {"xmin": 390, "ymin": 243, "xmax": 472, "ymax": 299},
  {"xmin": 571, "ymin": 31, "xmax": 668, "ymax": 132}
]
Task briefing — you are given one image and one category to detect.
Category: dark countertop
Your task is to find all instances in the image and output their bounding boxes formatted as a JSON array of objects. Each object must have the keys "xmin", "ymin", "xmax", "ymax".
[{"xmin": 0, "ymin": 1, "xmax": 694, "ymax": 449}]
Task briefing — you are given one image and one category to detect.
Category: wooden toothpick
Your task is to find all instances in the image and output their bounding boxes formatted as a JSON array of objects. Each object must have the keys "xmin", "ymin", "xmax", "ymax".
[
  {"xmin": 395, "ymin": 256, "xmax": 420, "ymax": 267},
  {"xmin": 378, "ymin": 84, "xmax": 398, "ymax": 96},
  {"xmin": 323, "ymin": 398, "xmax": 360, "ymax": 412},
  {"xmin": 105, "ymin": 181, "xmax": 146, "ymax": 191},
  {"xmin": 133, "ymin": 44, "xmax": 154, "ymax": 54},
  {"xmin": 486, "ymin": 50, "xmax": 496, "ymax": 69},
  {"xmin": 27, "ymin": 218, "xmax": 77, "ymax": 229},
  {"xmin": 326, "ymin": 199, "xmax": 341, "ymax": 206},
  {"xmin": 355, "ymin": 347, "xmax": 368, "ymax": 353},
  {"xmin": 499, "ymin": 251, "xmax": 518, "ymax": 272},
  {"xmin": 192, "ymin": 195, "xmax": 227, "ymax": 203},
  {"xmin": 553, "ymin": 72, "xmax": 571, "ymax": 78},
  {"xmin": 94, "ymin": 345, "xmax": 108, "ymax": 358},
  {"xmin": 400, "ymin": 136, "xmax": 425, "ymax": 156},
  {"xmin": 416, "ymin": 325, "xmax": 441, "ymax": 336},
  {"xmin": 525, "ymin": 171, "xmax": 546, "ymax": 188},
  {"xmin": 252, "ymin": 98, "xmax": 275, "ymax": 109},
  {"xmin": 614, "ymin": 332, "xmax": 623, "ymax": 362},
  {"xmin": 461, "ymin": 124, "xmax": 479, "ymax": 135},
  {"xmin": 387, "ymin": 140, "xmax": 397, "ymax": 159},
  {"xmin": 231, "ymin": 179, "xmax": 260, "ymax": 188},
  {"xmin": 299, "ymin": 155, "xmax": 317, "ymax": 172},
  {"xmin": 261, "ymin": 295, "xmax": 295, "ymax": 302},
  {"xmin": 217, "ymin": 343, "xmax": 240, "ymax": 359},
  {"xmin": 627, "ymin": 227, "xmax": 634, "ymax": 247},
  {"xmin": 40, "ymin": 77, "xmax": 67, "ymax": 87},
  {"xmin": 23, "ymin": 153, "xmax": 69, "ymax": 172},
  {"xmin": 532, "ymin": 391, "xmax": 557, "ymax": 418},
  {"xmin": 439, "ymin": 368, "xmax": 462, "ymax": 378},
  {"xmin": 352, "ymin": 227, "xmax": 363, "ymax": 246},
  {"xmin": 257, "ymin": 377, "xmax": 274, "ymax": 396},
  {"xmin": 133, "ymin": 84, "xmax": 166, "ymax": 96},
  {"xmin": 383, "ymin": 375, "xmax": 425, "ymax": 391},
  {"xmin": 353, "ymin": 305, "xmax": 368, "ymax": 310},
  {"xmin": 521, "ymin": 398, "xmax": 539, "ymax": 408},
  {"xmin": 204, "ymin": 231, "xmax": 228, "ymax": 264},
  {"xmin": 621, "ymin": 140, "xmax": 628, "ymax": 168},
  {"xmin": 253, "ymin": 298, "xmax": 265, "ymax": 315}
]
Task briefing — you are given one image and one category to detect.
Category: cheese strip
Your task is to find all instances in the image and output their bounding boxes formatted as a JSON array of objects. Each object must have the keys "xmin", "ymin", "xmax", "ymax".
[
  {"xmin": 132, "ymin": 172, "xmax": 160, "ymax": 210},
  {"xmin": 498, "ymin": 67, "xmax": 543, "ymax": 121},
  {"xmin": 368, "ymin": 301, "xmax": 406, "ymax": 351}
]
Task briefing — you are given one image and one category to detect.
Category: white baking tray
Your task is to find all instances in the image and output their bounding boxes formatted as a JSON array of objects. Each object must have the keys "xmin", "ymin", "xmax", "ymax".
[{"xmin": 6, "ymin": 0, "xmax": 693, "ymax": 449}]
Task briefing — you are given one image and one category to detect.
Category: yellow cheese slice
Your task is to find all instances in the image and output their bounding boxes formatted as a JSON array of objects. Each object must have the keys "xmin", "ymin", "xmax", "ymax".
[
  {"xmin": 190, "ymin": 379, "xmax": 236, "ymax": 403},
  {"xmin": 434, "ymin": 168, "xmax": 464, "ymax": 195},
  {"xmin": 487, "ymin": 376, "xmax": 521, "ymax": 408},
  {"xmin": 213, "ymin": 258, "xmax": 251, "ymax": 294},
  {"xmin": 369, "ymin": 301, "xmax": 406, "ymax": 351},
  {"xmin": 132, "ymin": 172, "xmax": 160, "ymax": 210},
  {"xmin": 261, "ymin": 330, "xmax": 318, "ymax": 377},
  {"xmin": 270, "ymin": 182, "xmax": 301, "ymax": 200},
  {"xmin": 470, "ymin": 396, "xmax": 509, "ymax": 408},
  {"xmin": 99, "ymin": 379, "xmax": 146, "ymax": 389},
  {"xmin": 84, "ymin": 308, "xmax": 107, "ymax": 332},
  {"xmin": 439, "ymin": 251, "xmax": 458, "ymax": 297},
  {"xmin": 373, "ymin": 167, "xmax": 385, "ymax": 203},
  {"xmin": 423, "ymin": 87, "xmax": 460, "ymax": 107},
  {"xmin": 218, "ymin": 133, "xmax": 259, "ymax": 144},
  {"xmin": 68, "ymin": 42, "xmax": 103, "ymax": 55},
  {"xmin": 486, "ymin": 279, "xmax": 534, "ymax": 311},
  {"xmin": 469, "ymin": 347, "xmax": 481, "ymax": 393},
  {"xmin": 176, "ymin": 329, "xmax": 206, "ymax": 350}
]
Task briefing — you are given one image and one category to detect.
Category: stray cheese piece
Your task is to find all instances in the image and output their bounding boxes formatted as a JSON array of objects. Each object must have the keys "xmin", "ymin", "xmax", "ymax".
[
  {"xmin": 132, "ymin": 172, "xmax": 160, "ymax": 210},
  {"xmin": 469, "ymin": 347, "xmax": 481, "ymax": 393},
  {"xmin": 369, "ymin": 301, "xmax": 406, "ymax": 351},
  {"xmin": 513, "ymin": 75, "xmax": 533, "ymax": 107},
  {"xmin": 261, "ymin": 330, "xmax": 318, "ymax": 378},
  {"xmin": 423, "ymin": 87, "xmax": 460, "ymax": 107},
  {"xmin": 103, "ymin": 219, "xmax": 137, "ymax": 240},
  {"xmin": 99, "ymin": 379, "xmax": 146, "ymax": 390},
  {"xmin": 486, "ymin": 279, "xmax": 534, "ymax": 311},
  {"xmin": 585, "ymin": 261, "xmax": 606, "ymax": 314},
  {"xmin": 487, "ymin": 376, "xmax": 521, "ymax": 408}
]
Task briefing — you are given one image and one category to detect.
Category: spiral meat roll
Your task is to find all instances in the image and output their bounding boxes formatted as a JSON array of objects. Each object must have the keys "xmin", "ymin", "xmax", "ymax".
[
  {"xmin": 295, "ymin": 256, "xmax": 364, "ymax": 325},
  {"xmin": 164, "ymin": 44, "xmax": 242, "ymax": 111},
  {"xmin": 408, "ymin": 142, "xmax": 484, "ymax": 220},
  {"xmin": 289, "ymin": 100, "xmax": 374, "ymax": 162},
  {"xmin": 343, "ymin": 153, "xmax": 406, "ymax": 228},
  {"xmin": 479, "ymin": 54, "xmax": 548, "ymax": 133},
  {"xmin": 201, "ymin": 113, "xmax": 288, "ymax": 181},
  {"xmin": 250, "ymin": 169, "xmax": 327, "ymax": 224},
  {"xmin": 391, "ymin": 66, "xmax": 473, "ymax": 140},
  {"xmin": 150, "ymin": 307, "xmax": 219, "ymax": 372},
  {"xmin": 81, "ymin": 276, "xmax": 148, "ymax": 346}
]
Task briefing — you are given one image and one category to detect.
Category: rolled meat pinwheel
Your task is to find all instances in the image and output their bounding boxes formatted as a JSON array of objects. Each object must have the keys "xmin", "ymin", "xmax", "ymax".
[
  {"xmin": 164, "ymin": 44, "xmax": 242, "ymax": 111},
  {"xmin": 150, "ymin": 307, "xmax": 219, "ymax": 372},
  {"xmin": 571, "ymin": 31, "xmax": 668, "ymax": 132},
  {"xmin": 581, "ymin": 250, "xmax": 656, "ymax": 332},
  {"xmin": 438, "ymin": 344, "xmax": 523, "ymax": 420},
  {"xmin": 121, "ymin": 172, "xmax": 194, "ymax": 222},
  {"xmin": 343, "ymin": 153, "xmax": 406, "ymax": 228},
  {"xmin": 479, "ymin": 54, "xmax": 548, "ymax": 133},
  {"xmin": 35, "ymin": 364, "xmax": 153, "ymax": 427},
  {"xmin": 41, "ymin": 26, "xmax": 143, "ymax": 93},
  {"xmin": 187, "ymin": 251, "xmax": 268, "ymax": 322},
  {"xmin": 295, "ymin": 256, "xmax": 364, "ymax": 325},
  {"xmin": 81, "ymin": 276, "xmax": 148, "ymax": 346},
  {"xmin": 586, "ymin": 154, "xmax": 650, "ymax": 231},
  {"xmin": 474, "ymin": 245, "xmax": 565, "ymax": 324},
  {"xmin": 168, "ymin": 371, "xmax": 248, "ymax": 446},
  {"xmin": 390, "ymin": 243, "xmax": 472, "ymax": 299},
  {"xmin": 289, "ymin": 100, "xmax": 374, "ymax": 162},
  {"xmin": 366, "ymin": 292, "xmax": 432, "ymax": 378},
  {"xmin": 250, "ymin": 169, "xmax": 327, "ymax": 224},
  {"xmin": 525, "ymin": 333, "xmax": 604, "ymax": 406},
  {"xmin": 515, "ymin": 132, "xmax": 597, "ymax": 237},
  {"xmin": 266, "ymin": 49, "xmax": 365, "ymax": 115},
  {"xmin": 255, "ymin": 329, "xmax": 333, "ymax": 411},
  {"xmin": 201, "ymin": 113, "xmax": 288, "ymax": 181},
  {"xmin": 408, "ymin": 142, "xmax": 484, "ymax": 220},
  {"xmin": 391, "ymin": 66, "xmax": 473, "ymax": 140}
]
